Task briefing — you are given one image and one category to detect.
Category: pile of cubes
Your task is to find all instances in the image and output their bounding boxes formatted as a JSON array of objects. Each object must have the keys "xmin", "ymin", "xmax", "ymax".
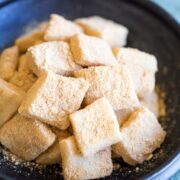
[{"xmin": 0, "ymin": 14, "xmax": 166, "ymax": 179}]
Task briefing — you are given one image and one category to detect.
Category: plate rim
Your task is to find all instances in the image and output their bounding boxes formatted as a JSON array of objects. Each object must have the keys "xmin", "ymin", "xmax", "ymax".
[{"xmin": 0, "ymin": 0, "xmax": 179, "ymax": 179}]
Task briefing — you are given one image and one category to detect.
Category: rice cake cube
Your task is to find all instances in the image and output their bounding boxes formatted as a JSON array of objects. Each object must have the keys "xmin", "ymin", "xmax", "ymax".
[
  {"xmin": 114, "ymin": 47, "xmax": 158, "ymax": 99},
  {"xmin": 60, "ymin": 136, "xmax": 113, "ymax": 180},
  {"xmin": 15, "ymin": 22, "xmax": 47, "ymax": 52},
  {"xmin": 27, "ymin": 41, "xmax": 81, "ymax": 76},
  {"xmin": 74, "ymin": 65, "xmax": 139, "ymax": 110},
  {"xmin": 44, "ymin": 14, "xmax": 83, "ymax": 41},
  {"xmin": 36, "ymin": 129, "xmax": 70, "ymax": 164},
  {"xmin": 140, "ymin": 91, "xmax": 159, "ymax": 117},
  {"xmin": 0, "ymin": 114, "xmax": 56, "ymax": 161},
  {"xmin": 75, "ymin": 16, "xmax": 128, "ymax": 47},
  {"xmin": 70, "ymin": 34, "xmax": 117, "ymax": 66},
  {"xmin": 70, "ymin": 98, "xmax": 121, "ymax": 156},
  {"xmin": 18, "ymin": 72, "xmax": 89, "ymax": 130},
  {"xmin": 112, "ymin": 107, "xmax": 166, "ymax": 165},
  {"xmin": 0, "ymin": 46, "xmax": 19, "ymax": 81},
  {"xmin": 0, "ymin": 78, "xmax": 25, "ymax": 127}
]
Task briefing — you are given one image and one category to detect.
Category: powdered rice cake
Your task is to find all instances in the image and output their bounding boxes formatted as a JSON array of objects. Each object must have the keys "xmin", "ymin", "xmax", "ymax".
[
  {"xmin": 112, "ymin": 107, "xmax": 166, "ymax": 165},
  {"xmin": 70, "ymin": 98, "xmax": 121, "ymax": 156},
  {"xmin": 60, "ymin": 136, "xmax": 113, "ymax": 180},
  {"xmin": 74, "ymin": 65, "xmax": 139, "ymax": 110},
  {"xmin": 0, "ymin": 114, "xmax": 56, "ymax": 161},
  {"xmin": 19, "ymin": 72, "xmax": 89, "ymax": 130}
]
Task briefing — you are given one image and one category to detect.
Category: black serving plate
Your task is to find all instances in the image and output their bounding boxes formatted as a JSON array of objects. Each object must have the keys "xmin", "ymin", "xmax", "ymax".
[{"xmin": 0, "ymin": 0, "xmax": 180, "ymax": 179}]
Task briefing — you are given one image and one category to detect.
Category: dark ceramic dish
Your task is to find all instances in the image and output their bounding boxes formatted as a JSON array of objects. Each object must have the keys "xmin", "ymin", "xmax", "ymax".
[{"xmin": 0, "ymin": 0, "xmax": 179, "ymax": 179}]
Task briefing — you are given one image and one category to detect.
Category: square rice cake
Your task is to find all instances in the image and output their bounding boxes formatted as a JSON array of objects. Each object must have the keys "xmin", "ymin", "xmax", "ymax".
[
  {"xmin": 18, "ymin": 72, "xmax": 89, "ymax": 130},
  {"xmin": 74, "ymin": 65, "xmax": 139, "ymax": 110},
  {"xmin": 0, "ymin": 114, "xmax": 56, "ymax": 161},
  {"xmin": 36, "ymin": 129, "xmax": 70, "ymax": 164},
  {"xmin": 70, "ymin": 34, "xmax": 117, "ymax": 66},
  {"xmin": 0, "ymin": 46, "xmax": 19, "ymax": 81},
  {"xmin": 70, "ymin": 97, "xmax": 121, "ymax": 156},
  {"xmin": 27, "ymin": 41, "xmax": 81, "ymax": 76},
  {"xmin": 60, "ymin": 136, "xmax": 113, "ymax": 180},
  {"xmin": 75, "ymin": 16, "xmax": 128, "ymax": 47},
  {"xmin": 113, "ymin": 47, "xmax": 158, "ymax": 99},
  {"xmin": 112, "ymin": 107, "xmax": 166, "ymax": 165},
  {"xmin": 44, "ymin": 14, "xmax": 83, "ymax": 41},
  {"xmin": 0, "ymin": 78, "xmax": 25, "ymax": 127}
]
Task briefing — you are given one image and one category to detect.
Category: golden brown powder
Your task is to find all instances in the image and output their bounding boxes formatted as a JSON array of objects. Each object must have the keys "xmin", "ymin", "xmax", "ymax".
[{"xmin": 156, "ymin": 86, "xmax": 166, "ymax": 117}]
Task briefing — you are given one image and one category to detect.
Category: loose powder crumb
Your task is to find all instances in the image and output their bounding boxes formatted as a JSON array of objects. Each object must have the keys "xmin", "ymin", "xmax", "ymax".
[
  {"xmin": 1, "ymin": 147, "xmax": 46, "ymax": 173},
  {"xmin": 156, "ymin": 86, "xmax": 166, "ymax": 117},
  {"xmin": 113, "ymin": 163, "xmax": 121, "ymax": 171}
]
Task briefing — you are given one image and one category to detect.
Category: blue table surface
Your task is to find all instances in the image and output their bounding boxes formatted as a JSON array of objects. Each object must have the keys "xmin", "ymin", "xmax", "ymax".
[
  {"xmin": 152, "ymin": 0, "xmax": 180, "ymax": 23},
  {"xmin": 151, "ymin": 1, "xmax": 180, "ymax": 179}
]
